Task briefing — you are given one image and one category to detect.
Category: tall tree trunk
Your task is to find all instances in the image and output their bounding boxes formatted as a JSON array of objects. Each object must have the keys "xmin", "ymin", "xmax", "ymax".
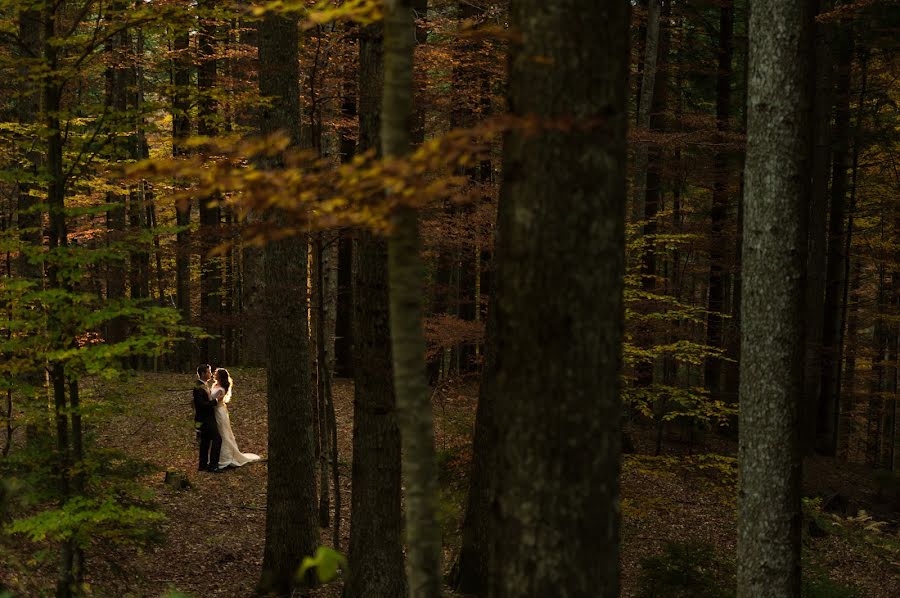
[
  {"xmin": 722, "ymin": 6, "xmax": 750, "ymax": 406},
  {"xmin": 867, "ymin": 264, "xmax": 887, "ymax": 466},
  {"xmin": 448, "ymin": 5, "xmax": 496, "ymax": 590},
  {"xmin": 198, "ymin": 0, "xmax": 222, "ymax": 364},
  {"xmin": 383, "ymin": 1, "xmax": 442, "ymax": 596},
  {"xmin": 490, "ymin": 1, "xmax": 629, "ymax": 596},
  {"xmin": 838, "ymin": 259, "xmax": 860, "ymax": 460},
  {"xmin": 450, "ymin": 290, "xmax": 497, "ymax": 595},
  {"xmin": 42, "ymin": 5, "xmax": 78, "ymax": 595},
  {"xmin": 232, "ymin": 20, "xmax": 266, "ymax": 367},
  {"xmin": 105, "ymin": 2, "xmax": 129, "ymax": 346},
  {"xmin": 314, "ymin": 238, "xmax": 332, "ymax": 529},
  {"xmin": 737, "ymin": 0, "xmax": 810, "ymax": 594},
  {"xmin": 888, "ymin": 205, "xmax": 900, "ymax": 471},
  {"xmin": 631, "ymin": 0, "xmax": 661, "ymax": 223},
  {"xmin": 704, "ymin": 0, "xmax": 734, "ymax": 400},
  {"xmin": 257, "ymin": 9, "xmax": 318, "ymax": 595},
  {"xmin": 172, "ymin": 29, "xmax": 193, "ymax": 371},
  {"xmin": 838, "ymin": 45, "xmax": 868, "ymax": 461},
  {"xmin": 15, "ymin": 3, "xmax": 46, "ymax": 445},
  {"xmin": 16, "ymin": 5, "xmax": 42, "ymax": 282},
  {"xmin": 818, "ymin": 18, "xmax": 854, "ymax": 457},
  {"xmin": 801, "ymin": 0, "xmax": 834, "ymax": 452},
  {"xmin": 343, "ymin": 22, "xmax": 407, "ymax": 598},
  {"xmin": 334, "ymin": 57, "xmax": 357, "ymax": 378}
]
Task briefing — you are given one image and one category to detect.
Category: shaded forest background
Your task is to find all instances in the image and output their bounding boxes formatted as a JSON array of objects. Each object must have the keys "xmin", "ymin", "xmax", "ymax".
[{"xmin": 0, "ymin": 0, "xmax": 898, "ymax": 596}]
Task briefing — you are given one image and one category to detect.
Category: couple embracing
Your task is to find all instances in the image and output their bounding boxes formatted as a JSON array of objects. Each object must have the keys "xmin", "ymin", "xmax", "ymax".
[{"xmin": 193, "ymin": 364, "xmax": 261, "ymax": 473}]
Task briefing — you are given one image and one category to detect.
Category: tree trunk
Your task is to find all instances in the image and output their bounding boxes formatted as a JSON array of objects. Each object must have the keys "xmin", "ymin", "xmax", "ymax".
[
  {"xmin": 105, "ymin": 2, "xmax": 129, "ymax": 346},
  {"xmin": 838, "ymin": 259, "xmax": 860, "ymax": 460},
  {"xmin": 343, "ymin": 21, "xmax": 407, "ymax": 598},
  {"xmin": 631, "ymin": 0, "xmax": 661, "ymax": 223},
  {"xmin": 42, "ymin": 5, "xmax": 78, "ymax": 595},
  {"xmin": 198, "ymin": 0, "xmax": 222, "ymax": 365},
  {"xmin": 634, "ymin": 1, "xmax": 669, "ymax": 391},
  {"xmin": 16, "ymin": 5, "xmax": 42, "ymax": 283},
  {"xmin": 489, "ymin": 1, "xmax": 629, "ymax": 596},
  {"xmin": 801, "ymin": 0, "xmax": 834, "ymax": 453},
  {"xmin": 334, "ymin": 58, "xmax": 357, "ymax": 378},
  {"xmin": 172, "ymin": 29, "xmax": 193, "ymax": 371},
  {"xmin": 449, "ymin": 302, "xmax": 497, "ymax": 595},
  {"xmin": 867, "ymin": 265, "xmax": 886, "ymax": 466},
  {"xmin": 314, "ymin": 238, "xmax": 332, "ymax": 529},
  {"xmin": 256, "ymin": 9, "xmax": 318, "ymax": 595},
  {"xmin": 704, "ymin": 0, "xmax": 734, "ymax": 400},
  {"xmin": 383, "ymin": 1, "xmax": 442, "ymax": 596},
  {"xmin": 818, "ymin": 18, "xmax": 854, "ymax": 457},
  {"xmin": 737, "ymin": 0, "xmax": 810, "ymax": 594}
]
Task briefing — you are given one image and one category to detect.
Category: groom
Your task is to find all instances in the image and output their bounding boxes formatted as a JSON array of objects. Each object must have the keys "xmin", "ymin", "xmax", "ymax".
[{"xmin": 193, "ymin": 364, "xmax": 225, "ymax": 473}]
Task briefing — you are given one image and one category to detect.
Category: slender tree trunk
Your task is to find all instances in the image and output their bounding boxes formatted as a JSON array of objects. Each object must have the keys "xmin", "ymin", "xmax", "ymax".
[
  {"xmin": 15, "ymin": 4, "xmax": 46, "ymax": 444},
  {"xmin": 631, "ymin": 0, "xmax": 661, "ymax": 223},
  {"xmin": 867, "ymin": 264, "xmax": 887, "ymax": 466},
  {"xmin": 323, "ymin": 238, "xmax": 340, "ymax": 547},
  {"xmin": 198, "ymin": 0, "xmax": 222, "ymax": 365},
  {"xmin": 838, "ymin": 45, "xmax": 868, "ymax": 461},
  {"xmin": 634, "ymin": 0, "xmax": 668, "ymax": 391},
  {"xmin": 42, "ymin": 6, "xmax": 78, "ymax": 595},
  {"xmin": 16, "ymin": 5, "xmax": 42, "ymax": 282},
  {"xmin": 801, "ymin": 0, "xmax": 834, "ymax": 453},
  {"xmin": 105, "ymin": 2, "xmax": 128, "ymax": 346},
  {"xmin": 737, "ymin": 0, "xmax": 810, "ymax": 594},
  {"xmin": 888, "ymin": 206, "xmax": 900, "ymax": 471},
  {"xmin": 448, "ymin": 5, "xmax": 497, "ymax": 588},
  {"xmin": 705, "ymin": 0, "xmax": 734, "ymax": 400},
  {"xmin": 722, "ymin": 8, "xmax": 750, "ymax": 405},
  {"xmin": 489, "ymin": 1, "xmax": 629, "ymax": 596},
  {"xmin": 257, "ymin": 9, "xmax": 318, "ymax": 595},
  {"xmin": 172, "ymin": 30, "xmax": 193, "ymax": 371},
  {"xmin": 334, "ymin": 57, "xmax": 357, "ymax": 378},
  {"xmin": 314, "ymin": 238, "xmax": 332, "ymax": 529},
  {"xmin": 818, "ymin": 18, "xmax": 854, "ymax": 457},
  {"xmin": 839, "ymin": 259, "xmax": 861, "ymax": 460},
  {"xmin": 383, "ymin": 1, "xmax": 442, "ymax": 596},
  {"xmin": 343, "ymin": 21, "xmax": 407, "ymax": 598}
]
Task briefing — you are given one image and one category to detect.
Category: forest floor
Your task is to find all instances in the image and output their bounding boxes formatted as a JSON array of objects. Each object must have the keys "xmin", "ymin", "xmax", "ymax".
[{"xmin": 4, "ymin": 369, "xmax": 900, "ymax": 597}]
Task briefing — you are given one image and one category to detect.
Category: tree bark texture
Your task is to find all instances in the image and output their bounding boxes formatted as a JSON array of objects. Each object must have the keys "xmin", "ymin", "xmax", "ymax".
[
  {"xmin": 383, "ymin": 1, "xmax": 442, "ymax": 596},
  {"xmin": 738, "ymin": 0, "xmax": 810, "ymax": 594},
  {"xmin": 198, "ymin": 0, "xmax": 222, "ymax": 365},
  {"xmin": 818, "ymin": 18, "xmax": 854, "ymax": 457},
  {"xmin": 801, "ymin": 0, "xmax": 834, "ymax": 453},
  {"xmin": 631, "ymin": 0, "xmax": 661, "ymax": 223},
  {"xmin": 704, "ymin": 0, "xmax": 734, "ymax": 400},
  {"xmin": 489, "ymin": 1, "xmax": 630, "ymax": 596},
  {"xmin": 257, "ymin": 10, "xmax": 318, "ymax": 595},
  {"xmin": 343, "ymin": 22, "xmax": 407, "ymax": 598}
]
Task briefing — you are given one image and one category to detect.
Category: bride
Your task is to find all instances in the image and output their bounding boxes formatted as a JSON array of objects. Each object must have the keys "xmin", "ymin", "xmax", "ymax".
[{"xmin": 211, "ymin": 368, "xmax": 261, "ymax": 468}]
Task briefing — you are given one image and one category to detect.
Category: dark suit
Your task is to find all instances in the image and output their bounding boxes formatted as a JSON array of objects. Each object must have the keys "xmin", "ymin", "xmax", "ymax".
[{"xmin": 193, "ymin": 379, "xmax": 222, "ymax": 470}]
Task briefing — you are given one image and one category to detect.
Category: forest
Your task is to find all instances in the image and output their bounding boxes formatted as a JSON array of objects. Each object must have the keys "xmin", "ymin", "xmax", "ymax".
[{"xmin": 0, "ymin": 0, "xmax": 898, "ymax": 596}]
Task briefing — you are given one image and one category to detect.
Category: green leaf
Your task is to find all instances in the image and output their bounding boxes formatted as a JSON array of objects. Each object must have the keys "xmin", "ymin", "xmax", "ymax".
[{"xmin": 296, "ymin": 545, "xmax": 348, "ymax": 584}]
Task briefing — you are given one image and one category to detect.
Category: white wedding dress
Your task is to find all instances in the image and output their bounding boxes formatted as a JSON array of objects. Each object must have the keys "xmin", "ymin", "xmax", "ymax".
[{"xmin": 211, "ymin": 384, "xmax": 261, "ymax": 468}]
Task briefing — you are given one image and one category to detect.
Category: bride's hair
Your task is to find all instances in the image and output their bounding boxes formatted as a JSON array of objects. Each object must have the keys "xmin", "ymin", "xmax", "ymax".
[{"xmin": 215, "ymin": 368, "xmax": 233, "ymax": 403}]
